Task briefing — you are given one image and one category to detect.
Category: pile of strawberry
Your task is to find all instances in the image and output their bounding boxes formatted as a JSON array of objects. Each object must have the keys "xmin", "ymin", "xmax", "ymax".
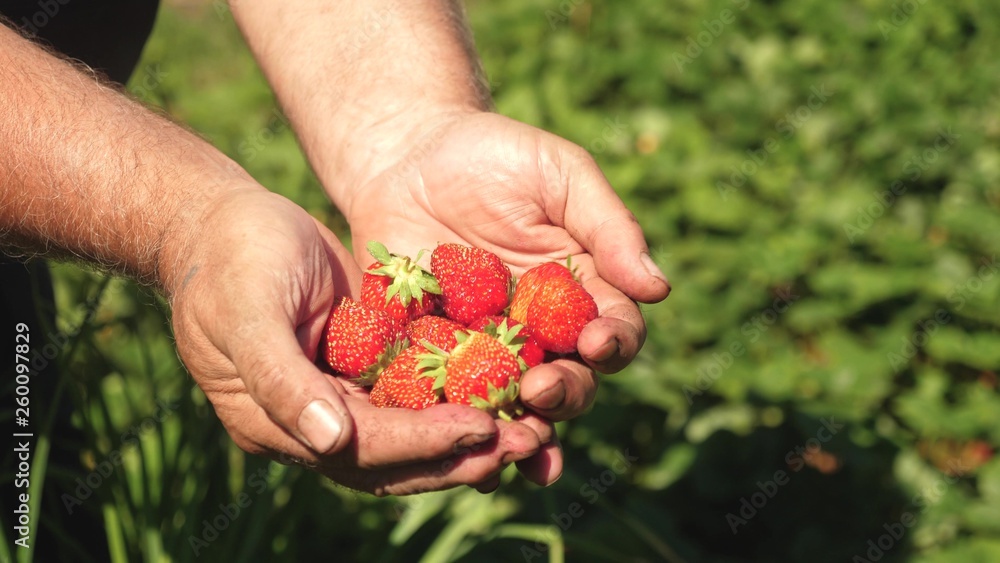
[{"xmin": 321, "ymin": 241, "xmax": 598, "ymax": 420}]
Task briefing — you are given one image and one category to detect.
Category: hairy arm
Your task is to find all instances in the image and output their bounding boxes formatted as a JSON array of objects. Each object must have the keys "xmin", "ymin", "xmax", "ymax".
[
  {"xmin": 232, "ymin": 1, "xmax": 671, "ymax": 488},
  {"xmin": 0, "ymin": 22, "xmax": 260, "ymax": 293},
  {"xmin": 227, "ymin": 0, "xmax": 488, "ymax": 211},
  {"xmin": 0, "ymin": 21, "xmax": 540, "ymax": 494}
]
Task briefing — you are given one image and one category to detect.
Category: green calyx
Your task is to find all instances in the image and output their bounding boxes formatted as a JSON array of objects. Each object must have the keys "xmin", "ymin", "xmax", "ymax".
[
  {"xmin": 416, "ymin": 334, "xmax": 523, "ymax": 419},
  {"xmin": 469, "ymin": 381, "xmax": 524, "ymax": 421},
  {"xmin": 352, "ymin": 338, "xmax": 408, "ymax": 386},
  {"xmin": 564, "ymin": 255, "xmax": 581, "ymax": 283},
  {"xmin": 366, "ymin": 240, "xmax": 441, "ymax": 307},
  {"xmin": 415, "ymin": 339, "xmax": 454, "ymax": 392},
  {"xmin": 480, "ymin": 319, "xmax": 529, "ymax": 371}
]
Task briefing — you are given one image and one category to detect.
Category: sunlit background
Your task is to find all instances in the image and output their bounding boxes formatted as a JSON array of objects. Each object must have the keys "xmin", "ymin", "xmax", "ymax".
[{"xmin": 3, "ymin": 0, "xmax": 999, "ymax": 561}]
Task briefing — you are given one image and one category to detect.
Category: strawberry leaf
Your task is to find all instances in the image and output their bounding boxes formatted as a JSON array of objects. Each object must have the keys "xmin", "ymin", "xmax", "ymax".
[
  {"xmin": 367, "ymin": 240, "xmax": 393, "ymax": 265},
  {"xmin": 469, "ymin": 395, "xmax": 492, "ymax": 410},
  {"xmin": 407, "ymin": 276, "xmax": 423, "ymax": 305},
  {"xmin": 356, "ymin": 338, "xmax": 408, "ymax": 386},
  {"xmin": 415, "ymin": 274, "xmax": 441, "ymax": 295}
]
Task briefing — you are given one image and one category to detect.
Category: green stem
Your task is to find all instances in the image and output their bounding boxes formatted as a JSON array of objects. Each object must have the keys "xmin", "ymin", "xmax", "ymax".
[{"xmin": 490, "ymin": 524, "xmax": 564, "ymax": 563}]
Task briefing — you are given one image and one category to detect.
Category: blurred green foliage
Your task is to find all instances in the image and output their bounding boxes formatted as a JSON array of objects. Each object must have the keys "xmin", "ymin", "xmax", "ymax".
[{"xmin": 6, "ymin": 0, "xmax": 1000, "ymax": 561}]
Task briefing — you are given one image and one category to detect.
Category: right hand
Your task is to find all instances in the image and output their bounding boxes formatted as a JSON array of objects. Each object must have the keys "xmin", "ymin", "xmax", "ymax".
[{"xmin": 165, "ymin": 189, "xmax": 543, "ymax": 495}]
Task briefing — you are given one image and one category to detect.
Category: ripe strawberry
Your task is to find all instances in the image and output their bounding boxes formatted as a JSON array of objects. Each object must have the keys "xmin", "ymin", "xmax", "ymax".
[
  {"xmin": 467, "ymin": 315, "xmax": 544, "ymax": 369},
  {"xmin": 422, "ymin": 331, "xmax": 523, "ymax": 420},
  {"xmin": 509, "ymin": 261, "xmax": 575, "ymax": 326},
  {"xmin": 360, "ymin": 241, "xmax": 440, "ymax": 335},
  {"xmin": 369, "ymin": 345, "xmax": 442, "ymax": 410},
  {"xmin": 323, "ymin": 296, "xmax": 401, "ymax": 384},
  {"xmin": 430, "ymin": 243, "xmax": 512, "ymax": 325},
  {"xmin": 406, "ymin": 315, "xmax": 466, "ymax": 352},
  {"xmin": 524, "ymin": 277, "xmax": 598, "ymax": 354},
  {"xmin": 518, "ymin": 332, "xmax": 545, "ymax": 368}
]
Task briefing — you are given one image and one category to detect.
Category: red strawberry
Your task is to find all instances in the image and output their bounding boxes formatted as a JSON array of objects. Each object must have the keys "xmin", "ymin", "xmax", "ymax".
[
  {"xmin": 509, "ymin": 261, "xmax": 575, "ymax": 326},
  {"xmin": 430, "ymin": 243, "xmax": 512, "ymax": 325},
  {"xmin": 323, "ymin": 296, "xmax": 401, "ymax": 383},
  {"xmin": 369, "ymin": 345, "xmax": 442, "ymax": 409},
  {"xmin": 360, "ymin": 241, "xmax": 440, "ymax": 335},
  {"xmin": 467, "ymin": 315, "xmax": 544, "ymax": 369},
  {"xmin": 422, "ymin": 331, "xmax": 523, "ymax": 420},
  {"xmin": 406, "ymin": 315, "xmax": 466, "ymax": 352},
  {"xmin": 518, "ymin": 333, "xmax": 545, "ymax": 368},
  {"xmin": 524, "ymin": 278, "xmax": 598, "ymax": 354}
]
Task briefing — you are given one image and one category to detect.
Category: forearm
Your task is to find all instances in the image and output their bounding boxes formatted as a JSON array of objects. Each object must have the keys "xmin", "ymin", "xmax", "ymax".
[
  {"xmin": 0, "ymin": 23, "xmax": 263, "ymax": 294},
  {"xmin": 230, "ymin": 0, "xmax": 489, "ymax": 217}
]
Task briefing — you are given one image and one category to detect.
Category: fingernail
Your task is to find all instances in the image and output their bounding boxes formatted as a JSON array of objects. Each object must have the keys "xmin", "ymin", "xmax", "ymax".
[
  {"xmin": 640, "ymin": 252, "xmax": 668, "ymax": 283},
  {"xmin": 454, "ymin": 433, "xmax": 496, "ymax": 450},
  {"xmin": 297, "ymin": 400, "xmax": 345, "ymax": 453},
  {"xmin": 527, "ymin": 381, "xmax": 566, "ymax": 411},
  {"xmin": 474, "ymin": 477, "xmax": 501, "ymax": 494},
  {"xmin": 590, "ymin": 338, "xmax": 619, "ymax": 363}
]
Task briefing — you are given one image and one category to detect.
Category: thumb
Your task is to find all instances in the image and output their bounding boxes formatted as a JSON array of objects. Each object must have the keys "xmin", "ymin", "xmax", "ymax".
[
  {"xmin": 231, "ymin": 317, "xmax": 354, "ymax": 455},
  {"xmin": 558, "ymin": 148, "xmax": 671, "ymax": 304}
]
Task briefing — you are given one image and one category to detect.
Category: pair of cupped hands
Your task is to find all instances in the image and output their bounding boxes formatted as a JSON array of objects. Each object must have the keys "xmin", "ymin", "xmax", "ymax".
[{"xmin": 167, "ymin": 112, "xmax": 670, "ymax": 496}]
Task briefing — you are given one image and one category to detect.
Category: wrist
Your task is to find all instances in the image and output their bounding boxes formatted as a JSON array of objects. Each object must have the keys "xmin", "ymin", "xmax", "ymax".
[
  {"xmin": 318, "ymin": 103, "xmax": 483, "ymax": 220},
  {"xmin": 155, "ymin": 176, "xmax": 268, "ymax": 300}
]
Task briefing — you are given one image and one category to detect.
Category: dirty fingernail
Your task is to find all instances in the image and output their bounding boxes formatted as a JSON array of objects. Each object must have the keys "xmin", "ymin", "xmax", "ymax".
[{"xmin": 641, "ymin": 252, "xmax": 668, "ymax": 283}]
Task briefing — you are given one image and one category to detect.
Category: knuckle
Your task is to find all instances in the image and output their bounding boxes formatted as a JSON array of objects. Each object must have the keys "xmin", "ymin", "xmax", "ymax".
[{"xmin": 245, "ymin": 358, "xmax": 287, "ymax": 403}]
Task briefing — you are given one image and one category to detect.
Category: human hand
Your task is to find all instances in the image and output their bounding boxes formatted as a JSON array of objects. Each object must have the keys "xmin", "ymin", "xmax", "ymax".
[
  {"xmin": 337, "ymin": 112, "xmax": 671, "ymax": 483},
  {"xmin": 164, "ymin": 189, "xmax": 543, "ymax": 495}
]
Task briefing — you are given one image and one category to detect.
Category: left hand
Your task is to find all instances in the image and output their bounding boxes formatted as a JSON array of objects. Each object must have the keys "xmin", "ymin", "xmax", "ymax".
[{"xmin": 337, "ymin": 111, "xmax": 671, "ymax": 486}]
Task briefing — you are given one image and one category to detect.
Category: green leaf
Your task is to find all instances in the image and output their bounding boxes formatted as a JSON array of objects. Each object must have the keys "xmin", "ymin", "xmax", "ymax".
[{"xmin": 366, "ymin": 240, "xmax": 393, "ymax": 265}]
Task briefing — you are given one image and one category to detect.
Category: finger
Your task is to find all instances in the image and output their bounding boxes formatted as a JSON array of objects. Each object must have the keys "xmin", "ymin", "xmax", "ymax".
[
  {"xmin": 472, "ymin": 474, "xmax": 503, "ymax": 494},
  {"xmin": 520, "ymin": 360, "xmax": 598, "ymax": 421},
  {"xmin": 210, "ymin": 393, "xmax": 498, "ymax": 472},
  {"xmin": 555, "ymin": 148, "xmax": 670, "ymax": 304},
  {"xmin": 347, "ymin": 403, "xmax": 499, "ymax": 469},
  {"xmin": 514, "ymin": 412, "xmax": 556, "ymax": 445},
  {"xmin": 230, "ymin": 314, "xmax": 355, "ymax": 456},
  {"xmin": 335, "ymin": 420, "xmax": 541, "ymax": 496},
  {"xmin": 510, "ymin": 415, "xmax": 563, "ymax": 485},
  {"xmin": 516, "ymin": 434, "xmax": 564, "ymax": 486},
  {"xmin": 576, "ymin": 264, "xmax": 647, "ymax": 373}
]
